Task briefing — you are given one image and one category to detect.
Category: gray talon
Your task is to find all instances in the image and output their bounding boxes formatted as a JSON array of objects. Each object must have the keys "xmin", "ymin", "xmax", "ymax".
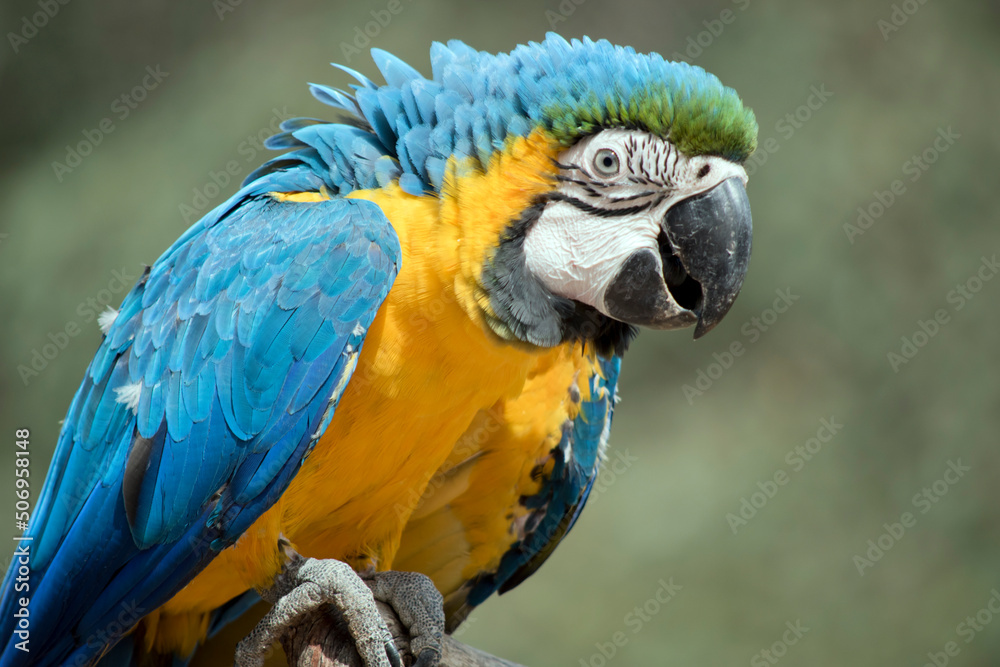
[
  {"xmin": 365, "ymin": 571, "xmax": 445, "ymax": 667},
  {"xmin": 235, "ymin": 555, "xmax": 395, "ymax": 667}
]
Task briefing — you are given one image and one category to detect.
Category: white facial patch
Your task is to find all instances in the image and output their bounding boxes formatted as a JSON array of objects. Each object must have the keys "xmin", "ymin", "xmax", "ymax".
[
  {"xmin": 522, "ymin": 128, "xmax": 747, "ymax": 317},
  {"xmin": 523, "ymin": 201, "xmax": 660, "ymax": 311}
]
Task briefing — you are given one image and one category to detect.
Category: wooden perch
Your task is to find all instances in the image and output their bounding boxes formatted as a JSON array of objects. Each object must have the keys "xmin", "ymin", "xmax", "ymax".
[{"xmin": 279, "ymin": 600, "xmax": 526, "ymax": 667}]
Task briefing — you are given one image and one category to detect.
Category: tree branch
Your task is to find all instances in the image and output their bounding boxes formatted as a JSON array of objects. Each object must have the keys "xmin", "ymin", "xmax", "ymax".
[{"xmin": 279, "ymin": 600, "xmax": 526, "ymax": 667}]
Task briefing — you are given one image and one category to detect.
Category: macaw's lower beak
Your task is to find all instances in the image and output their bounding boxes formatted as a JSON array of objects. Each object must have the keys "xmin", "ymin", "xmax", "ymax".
[{"xmin": 602, "ymin": 177, "xmax": 752, "ymax": 339}]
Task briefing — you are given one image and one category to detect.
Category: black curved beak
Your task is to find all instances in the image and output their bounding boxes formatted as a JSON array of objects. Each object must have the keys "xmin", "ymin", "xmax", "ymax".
[
  {"xmin": 602, "ymin": 177, "xmax": 752, "ymax": 339},
  {"xmin": 664, "ymin": 177, "xmax": 752, "ymax": 339}
]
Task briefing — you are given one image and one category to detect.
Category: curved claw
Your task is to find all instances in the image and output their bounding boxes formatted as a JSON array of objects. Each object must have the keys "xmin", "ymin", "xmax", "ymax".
[
  {"xmin": 236, "ymin": 556, "xmax": 396, "ymax": 667},
  {"xmin": 386, "ymin": 640, "xmax": 402, "ymax": 667}
]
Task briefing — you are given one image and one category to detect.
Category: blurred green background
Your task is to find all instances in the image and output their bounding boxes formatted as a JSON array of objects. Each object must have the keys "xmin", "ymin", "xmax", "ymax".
[{"xmin": 2, "ymin": 0, "xmax": 999, "ymax": 664}]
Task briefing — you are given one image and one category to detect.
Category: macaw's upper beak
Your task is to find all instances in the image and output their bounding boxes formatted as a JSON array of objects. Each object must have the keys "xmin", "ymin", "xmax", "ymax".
[{"xmin": 602, "ymin": 177, "xmax": 752, "ymax": 339}]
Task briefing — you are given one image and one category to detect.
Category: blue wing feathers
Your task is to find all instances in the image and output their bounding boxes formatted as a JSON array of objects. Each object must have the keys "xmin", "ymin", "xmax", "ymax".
[{"xmin": 0, "ymin": 179, "xmax": 400, "ymax": 666}]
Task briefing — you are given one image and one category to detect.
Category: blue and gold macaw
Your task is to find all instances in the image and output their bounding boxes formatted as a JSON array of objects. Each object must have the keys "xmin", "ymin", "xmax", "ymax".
[{"xmin": 0, "ymin": 34, "xmax": 755, "ymax": 667}]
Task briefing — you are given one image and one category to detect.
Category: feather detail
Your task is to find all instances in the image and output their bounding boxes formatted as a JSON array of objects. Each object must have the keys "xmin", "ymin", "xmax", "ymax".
[
  {"xmin": 114, "ymin": 381, "xmax": 143, "ymax": 414},
  {"xmin": 98, "ymin": 307, "xmax": 118, "ymax": 334},
  {"xmin": 247, "ymin": 34, "xmax": 757, "ymax": 196}
]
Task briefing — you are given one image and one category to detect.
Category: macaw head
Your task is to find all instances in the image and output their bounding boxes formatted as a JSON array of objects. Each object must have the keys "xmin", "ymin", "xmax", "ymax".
[{"xmin": 255, "ymin": 33, "xmax": 757, "ymax": 355}]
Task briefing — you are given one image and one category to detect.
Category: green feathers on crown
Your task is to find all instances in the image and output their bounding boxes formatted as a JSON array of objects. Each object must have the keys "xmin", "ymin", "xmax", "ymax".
[{"xmin": 542, "ymin": 60, "xmax": 758, "ymax": 162}]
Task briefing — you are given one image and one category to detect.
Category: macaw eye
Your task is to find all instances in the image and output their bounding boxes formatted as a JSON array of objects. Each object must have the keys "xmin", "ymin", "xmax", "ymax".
[{"xmin": 592, "ymin": 148, "xmax": 620, "ymax": 177}]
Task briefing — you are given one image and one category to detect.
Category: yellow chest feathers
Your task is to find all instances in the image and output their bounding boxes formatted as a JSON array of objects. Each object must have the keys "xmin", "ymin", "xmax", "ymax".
[
  {"xmin": 157, "ymin": 131, "xmax": 564, "ymax": 636},
  {"xmin": 282, "ymin": 131, "xmax": 564, "ymax": 562}
]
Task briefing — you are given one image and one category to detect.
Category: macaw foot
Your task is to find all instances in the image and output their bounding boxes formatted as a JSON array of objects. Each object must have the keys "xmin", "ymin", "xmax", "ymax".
[
  {"xmin": 234, "ymin": 555, "xmax": 400, "ymax": 667},
  {"xmin": 362, "ymin": 571, "xmax": 445, "ymax": 667}
]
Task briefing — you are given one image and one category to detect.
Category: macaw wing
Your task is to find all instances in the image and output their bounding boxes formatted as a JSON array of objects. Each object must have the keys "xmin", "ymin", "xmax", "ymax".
[{"xmin": 0, "ymin": 182, "xmax": 400, "ymax": 667}]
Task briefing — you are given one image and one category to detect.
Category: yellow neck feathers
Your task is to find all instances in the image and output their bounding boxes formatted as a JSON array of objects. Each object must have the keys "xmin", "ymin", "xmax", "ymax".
[{"xmin": 350, "ymin": 128, "xmax": 561, "ymax": 338}]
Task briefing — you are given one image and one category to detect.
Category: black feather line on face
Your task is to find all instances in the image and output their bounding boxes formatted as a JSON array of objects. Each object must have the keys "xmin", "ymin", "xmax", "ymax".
[
  {"xmin": 547, "ymin": 192, "xmax": 654, "ymax": 218},
  {"xmin": 479, "ymin": 195, "xmax": 637, "ymax": 357},
  {"xmin": 555, "ymin": 175, "xmax": 590, "ymax": 187},
  {"xmin": 608, "ymin": 190, "xmax": 656, "ymax": 202},
  {"xmin": 552, "ymin": 160, "xmax": 582, "ymax": 172}
]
